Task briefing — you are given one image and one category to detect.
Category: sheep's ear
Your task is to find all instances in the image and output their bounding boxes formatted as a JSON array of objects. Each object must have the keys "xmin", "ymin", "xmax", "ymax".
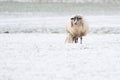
[
  {"xmin": 70, "ymin": 17, "xmax": 74, "ymax": 27},
  {"xmin": 71, "ymin": 18, "xmax": 74, "ymax": 20},
  {"xmin": 71, "ymin": 21, "xmax": 73, "ymax": 27}
]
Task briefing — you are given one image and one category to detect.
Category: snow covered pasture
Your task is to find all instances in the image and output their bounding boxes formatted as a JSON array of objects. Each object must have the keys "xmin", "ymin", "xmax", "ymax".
[
  {"xmin": 0, "ymin": 13, "xmax": 120, "ymax": 80},
  {"xmin": 0, "ymin": 2, "xmax": 120, "ymax": 80},
  {"xmin": 0, "ymin": 33, "xmax": 120, "ymax": 80}
]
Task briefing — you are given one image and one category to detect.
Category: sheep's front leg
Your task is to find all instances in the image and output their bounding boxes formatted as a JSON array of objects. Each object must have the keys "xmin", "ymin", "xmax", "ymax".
[
  {"xmin": 80, "ymin": 36, "xmax": 82, "ymax": 44},
  {"xmin": 73, "ymin": 37, "xmax": 78, "ymax": 43}
]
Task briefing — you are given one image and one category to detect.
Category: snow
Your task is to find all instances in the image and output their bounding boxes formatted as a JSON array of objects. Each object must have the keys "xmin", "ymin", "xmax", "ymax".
[
  {"xmin": 0, "ymin": 2, "xmax": 120, "ymax": 80},
  {"xmin": 0, "ymin": 33, "xmax": 120, "ymax": 80},
  {"xmin": 0, "ymin": 7, "xmax": 120, "ymax": 79}
]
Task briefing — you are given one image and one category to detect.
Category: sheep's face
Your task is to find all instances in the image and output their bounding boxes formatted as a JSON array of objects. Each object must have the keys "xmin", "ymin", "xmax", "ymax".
[{"xmin": 71, "ymin": 15, "xmax": 82, "ymax": 25}]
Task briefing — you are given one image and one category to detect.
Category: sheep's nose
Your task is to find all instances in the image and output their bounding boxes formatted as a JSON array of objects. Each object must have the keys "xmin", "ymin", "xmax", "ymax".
[
  {"xmin": 74, "ymin": 20, "xmax": 77, "ymax": 24},
  {"xmin": 75, "ymin": 22, "xmax": 77, "ymax": 25}
]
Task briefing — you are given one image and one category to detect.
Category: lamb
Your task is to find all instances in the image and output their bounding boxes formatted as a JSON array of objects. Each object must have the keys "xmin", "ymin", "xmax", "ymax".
[{"xmin": 65, "ymin": 15, "xmax": 88, "ymax": 44}]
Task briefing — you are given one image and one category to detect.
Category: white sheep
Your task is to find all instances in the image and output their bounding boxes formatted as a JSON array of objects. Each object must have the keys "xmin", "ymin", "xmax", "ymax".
[{"xmin": 65, "ymin": 15, "xmax": 88, "ymax": 44}]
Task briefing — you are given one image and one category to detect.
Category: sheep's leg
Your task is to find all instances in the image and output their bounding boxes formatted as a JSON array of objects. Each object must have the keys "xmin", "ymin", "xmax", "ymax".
[
  {"xmin": 73, "ymin": 37, "xmax": 75, "ymax": 43},
  {"xmin": 80, "ymin": 36, "xmax": 82, "ymax": 44},
  {"xmin": 75, "ymin": 37, "xmax": 78, "ymax": 43},
  {"xmin": 65, "ymin": 34, "xmax": 74, "ymax": 43},
  {"xmin": 73, "ymin": 37, "xmax": 77, "ymax": 43},
  {"xmin": 65, "ymin": 34, "xmax": 70, "ymax": 43}
]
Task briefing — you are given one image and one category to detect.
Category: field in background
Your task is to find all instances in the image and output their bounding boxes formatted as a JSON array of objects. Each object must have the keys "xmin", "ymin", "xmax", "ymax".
[
  {"xmin": 0, "ymin": 2, "xmax": 120, "ymax": 15},
  {"xmin": 0, "ymin": 2, "xmax": 120, "ymax": 34}
]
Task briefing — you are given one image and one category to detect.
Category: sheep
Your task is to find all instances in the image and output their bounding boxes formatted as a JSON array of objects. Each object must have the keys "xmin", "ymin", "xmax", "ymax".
[{"xmin": 65, "ymin": 15, "xmax": 88, "ymax": 44}]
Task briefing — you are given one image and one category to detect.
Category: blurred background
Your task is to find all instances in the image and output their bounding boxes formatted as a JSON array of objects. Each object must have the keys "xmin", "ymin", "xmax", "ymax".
[{"xmin": 0, "ymin": 0, "xmax": 120, "ymax": 34}]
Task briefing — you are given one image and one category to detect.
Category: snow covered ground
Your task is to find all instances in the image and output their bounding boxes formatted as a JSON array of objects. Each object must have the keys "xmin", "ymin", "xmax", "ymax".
[
  {"xmin": 0, "ymin": 33, "xmax": 120, "ymax": 80},
  {"xmin": 0, "ymin": 2, "xmax": 120, "ymax": 80}
]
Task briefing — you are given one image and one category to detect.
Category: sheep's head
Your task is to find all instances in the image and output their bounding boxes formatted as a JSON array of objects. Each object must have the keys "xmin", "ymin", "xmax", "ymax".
[{"xmin": 71, "ymin": 15, "xmax": 83, "ymax": 26}]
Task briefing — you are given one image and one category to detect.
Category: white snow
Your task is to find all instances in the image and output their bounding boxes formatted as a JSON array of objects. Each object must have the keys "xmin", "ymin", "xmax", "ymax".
[
  {"xmin": 0, "ymin": 10, "xmax": 120, "ymax": 80},
  {"xmin": 0, "ymin": 33, "xmax": 120, "ymax": 80}
]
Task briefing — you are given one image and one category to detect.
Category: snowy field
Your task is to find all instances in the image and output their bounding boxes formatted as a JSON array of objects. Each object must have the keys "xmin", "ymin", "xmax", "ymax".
[{"xmin": 0, "ymin": 33, "xmax": 120, "ymax": 80}]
